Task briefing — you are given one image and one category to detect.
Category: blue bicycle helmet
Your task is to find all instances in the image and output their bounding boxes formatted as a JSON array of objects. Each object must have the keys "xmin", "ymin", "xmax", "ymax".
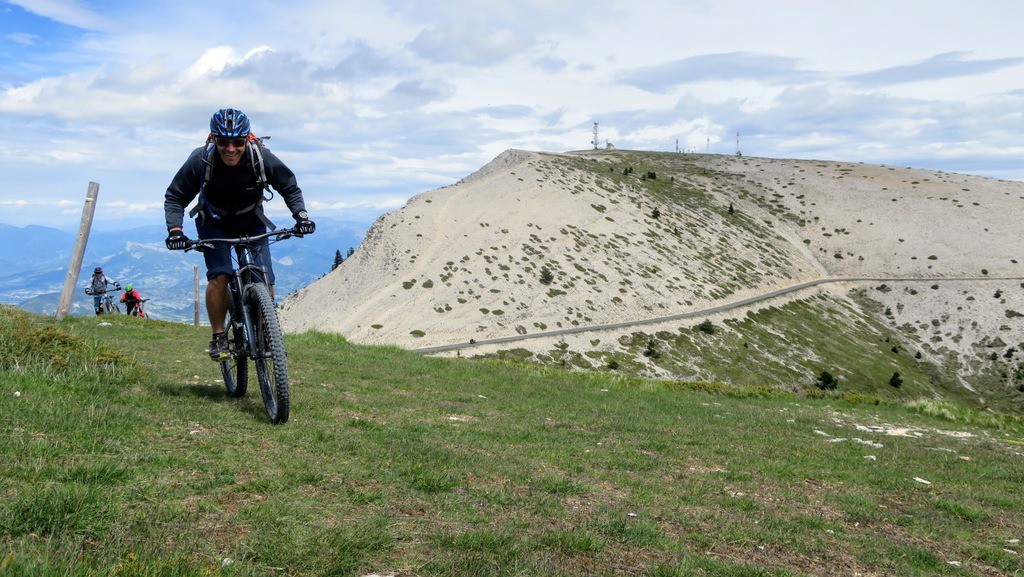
[{"xmin": 210, "ymin": 108, "xmax": 250, "ymax": 138}]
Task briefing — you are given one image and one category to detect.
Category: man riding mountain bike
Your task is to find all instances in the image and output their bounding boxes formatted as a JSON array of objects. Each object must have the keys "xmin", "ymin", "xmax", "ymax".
[
  {"xmin": 163, "ymin": 108, "xmax": 315, "ymax": 359},
  {"xmin": 85, "ymin": 267, "xmax": 120, "ymax": 315}
]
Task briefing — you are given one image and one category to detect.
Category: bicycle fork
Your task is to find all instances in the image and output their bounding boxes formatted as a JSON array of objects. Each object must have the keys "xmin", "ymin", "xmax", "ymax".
[{"xmin": 228, "ymin": 280, "xmax": 255, "ymax": 359}]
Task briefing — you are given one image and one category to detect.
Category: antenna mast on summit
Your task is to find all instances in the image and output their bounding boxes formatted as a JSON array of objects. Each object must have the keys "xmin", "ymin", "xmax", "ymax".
[
  {"xmin": 735, "ymin": 132, "xmax": 742, "ymax": 156},
  {"xmin": 591, "ymin": 122, "xmax": 600, "ymax": 150}
]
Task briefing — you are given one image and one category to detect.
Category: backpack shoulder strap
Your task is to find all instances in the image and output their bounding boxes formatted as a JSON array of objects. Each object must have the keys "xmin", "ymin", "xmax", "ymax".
[
  {"xmin": 188, "ymin": 141, "xmax": 217, "ymax": 220},
  {"xmin": 247, "ymin": 137, "xmax": 270, "ymax": 192},
  {"xmin": 246, "ymin": 137, "xmax": 277, "ymax": 230}
]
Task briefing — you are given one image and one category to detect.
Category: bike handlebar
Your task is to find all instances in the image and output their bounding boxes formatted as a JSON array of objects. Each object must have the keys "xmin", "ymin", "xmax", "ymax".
[{"xmin": 182, "ymin": 227, "xmax": 303, "ymax": 252}]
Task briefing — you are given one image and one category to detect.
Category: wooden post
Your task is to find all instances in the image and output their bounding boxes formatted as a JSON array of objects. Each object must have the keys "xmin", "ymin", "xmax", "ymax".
[
  {"xmin": 193, "ymin": 266, "xmax": 200, "ymax": 326},
  {"xmin": 54, "ymin": 182, "xmax": 100, "ymax": 321}
]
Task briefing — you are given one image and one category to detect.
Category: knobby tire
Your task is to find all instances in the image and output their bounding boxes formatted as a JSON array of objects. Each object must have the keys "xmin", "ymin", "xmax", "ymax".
[
  {"xmin": 247, "ymin": 283, "xmax": 289, "ymax": 424},
  {"xmin": 220, "ymin": 291, "xmax": 248, "ymax": 397}
]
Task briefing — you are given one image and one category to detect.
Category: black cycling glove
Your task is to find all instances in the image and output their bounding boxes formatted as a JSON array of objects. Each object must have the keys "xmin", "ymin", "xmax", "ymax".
[
  {"xmin": 165, "ymin": 229, "xmax": 189, "ymax": 250},
  {"xmin": 294, "ymin": 211, "xmax": 316, "ymax": 236}
]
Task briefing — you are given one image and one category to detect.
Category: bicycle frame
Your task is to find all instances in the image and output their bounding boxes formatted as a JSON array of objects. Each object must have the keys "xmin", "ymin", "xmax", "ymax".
[
  {"xmin": 183, "ymin": 227, "xmax": 300, "ymax": 424},
  {"xmin": 189, "ymin": 228, "xmax": 298, "ymax": 359},
  {"xmin": 86, "ymin": 287, "xmax": 120, "ymax": 314},
  {"xmin": 228, "ymin": 242, "xmax": 268, "ymax": 360}
]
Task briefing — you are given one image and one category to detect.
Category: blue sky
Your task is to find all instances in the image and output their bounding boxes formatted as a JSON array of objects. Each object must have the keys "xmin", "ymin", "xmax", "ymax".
[{"xmin": 1, "ymin": 0, "xmax": 1022, "ymax": 231}]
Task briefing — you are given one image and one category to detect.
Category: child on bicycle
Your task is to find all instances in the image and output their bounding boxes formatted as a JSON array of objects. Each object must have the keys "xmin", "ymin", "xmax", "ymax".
[
  {"xmin": 85, "ymin": 267, "xmax": 120, "ymax": 315},
  {"xmin": 120, "ymin": 284, "xmax": 144, "ymax": 317}
]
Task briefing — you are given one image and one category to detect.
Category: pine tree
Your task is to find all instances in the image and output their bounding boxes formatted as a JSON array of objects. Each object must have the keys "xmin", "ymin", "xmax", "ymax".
[
  {"xmin": 332, "ymin": 250, "xmax": 344, "ymax": 271},
  {"xmin": 816, "ymin": 370, "xmax": 839, "ymax": 390},
  {"xmin": 889, "ymin": 372, "xmax": 904, "ymax": 389}
]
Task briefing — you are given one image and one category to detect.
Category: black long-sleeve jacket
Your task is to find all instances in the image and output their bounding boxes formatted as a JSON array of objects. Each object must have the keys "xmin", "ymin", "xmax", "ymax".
[{"xmin": 163, "ymin": 144, "xmax": 307, "ymax": 231}]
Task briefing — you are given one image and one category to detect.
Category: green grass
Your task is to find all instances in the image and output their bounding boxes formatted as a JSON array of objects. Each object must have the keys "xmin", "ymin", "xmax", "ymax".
[
  {"xmin": 2, "ymin": 305, "xmax": 1023, "ymax": 575},
  {"xmin": 509, "ymin": 292, "xmax": 1024, "ymax": 414}
]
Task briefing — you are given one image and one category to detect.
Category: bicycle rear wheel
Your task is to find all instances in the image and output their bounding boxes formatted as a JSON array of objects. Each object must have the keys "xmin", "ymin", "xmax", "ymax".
[
  {"xmin": 246, "ymin": 283, "xmax": 289, "ymax": 424},
  {"xmin": 220, "ymin": 299, "xmax": 248, "ymax": 397}
]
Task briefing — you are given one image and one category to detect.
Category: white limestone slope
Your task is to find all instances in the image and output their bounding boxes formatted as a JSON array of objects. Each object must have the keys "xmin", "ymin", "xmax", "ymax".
[{"xmin": 279, "ymin": 150, "xmax": 1024, "ymax": 357}]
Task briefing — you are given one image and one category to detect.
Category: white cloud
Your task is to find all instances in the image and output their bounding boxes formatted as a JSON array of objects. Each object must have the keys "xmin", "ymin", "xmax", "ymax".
[
  {"xmin": 6, "ymin": 0, "xmax": 111, "ymax": 31},
  {"xmin": 183, "ymin": 46, "xmax": 241, "ymax": 80},
  {"xmin": 410, "ymin": 22, "xmax": 527, "ymax": 66},
  {"xmin": 0, "ymin": 0, "xmax": 1022, "ymax": 232},
  {"xmin": 5, "ymin": 32, "xmax": 40, "ymax": 45}
]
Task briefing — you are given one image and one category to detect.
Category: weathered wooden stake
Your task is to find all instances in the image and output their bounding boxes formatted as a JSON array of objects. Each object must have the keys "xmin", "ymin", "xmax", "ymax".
[
  {"xmin": 54, "ymin": 182, "xmax": 100, "ymax": 321},
  {"xmin": 194, "ymin": 266, "xmax": 200, "ymax": 326}
]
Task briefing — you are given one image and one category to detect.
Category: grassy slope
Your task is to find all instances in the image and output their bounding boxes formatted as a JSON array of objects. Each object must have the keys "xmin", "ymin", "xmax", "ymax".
[
  {"xmin": 498, "ymin": 293, "xmax": 987, "ymax": 410},
  {"xmin": 2, "ymin": 306, "xmax": 1023, "ymax": 576}
]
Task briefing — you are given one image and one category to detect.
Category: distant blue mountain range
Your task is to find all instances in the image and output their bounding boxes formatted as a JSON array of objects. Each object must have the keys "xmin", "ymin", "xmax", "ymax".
[{"xmin": 0, "ymin": 218, "xmax": 367, "ymax": 323}]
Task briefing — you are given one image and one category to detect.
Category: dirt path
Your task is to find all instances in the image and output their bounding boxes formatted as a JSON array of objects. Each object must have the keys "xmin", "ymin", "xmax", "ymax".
[{"xmin": 410, "ymin": 275, "xmax": 1024, "ymax": 354}]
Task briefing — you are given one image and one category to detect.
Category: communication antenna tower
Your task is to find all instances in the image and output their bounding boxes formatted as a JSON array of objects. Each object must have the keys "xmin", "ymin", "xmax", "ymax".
[
  {"xmin": 675, "ymin": 138, "xmax": 680, "ymax": 153},
  {"xmin": 706, "ymin": 136, "xmax": 710, "ymax": 154},
  {"xmin": 735, "ymin": 132, "xmax": 742, "ymax": 156},
  {"xmin": 591, "ymin": 122, "xmax": 600, "ymax": 150}
]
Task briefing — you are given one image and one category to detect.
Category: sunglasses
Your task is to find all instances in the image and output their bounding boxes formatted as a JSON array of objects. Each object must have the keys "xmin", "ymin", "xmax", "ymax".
[{"xmin": 214, "ymin": 137, "xmax": 247, "ymax": 148}]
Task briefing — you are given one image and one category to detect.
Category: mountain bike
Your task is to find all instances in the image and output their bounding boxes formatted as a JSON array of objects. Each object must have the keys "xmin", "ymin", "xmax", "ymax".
[
  {"xmin": 125, "ymin": 298, "xmax": 149, "ymax": 318},
  {"xmin": 184, "ymin": 228, "xmax": 300, "ymax": 424},
  {"xmin": 84, "ymin": 286, "xmax": 121, "ymax": 314}
]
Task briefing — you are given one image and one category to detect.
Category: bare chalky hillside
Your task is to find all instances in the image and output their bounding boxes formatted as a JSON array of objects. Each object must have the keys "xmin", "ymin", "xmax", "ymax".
[{"xmin": 280, "ymin": 150, "xmax": 1024, "ymax": 408}]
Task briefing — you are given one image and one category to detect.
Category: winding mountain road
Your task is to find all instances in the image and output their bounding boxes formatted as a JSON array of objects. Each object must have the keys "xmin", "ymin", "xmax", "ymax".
[{"xmin": 411, "ymin": 276, "xmax": 1024, "ymax": 355}]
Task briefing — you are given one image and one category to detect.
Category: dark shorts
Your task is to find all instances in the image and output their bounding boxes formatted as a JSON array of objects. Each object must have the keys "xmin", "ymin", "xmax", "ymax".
[{"xmin": 196, "ymin": 212, "xmax": 275, "ymax": 284}]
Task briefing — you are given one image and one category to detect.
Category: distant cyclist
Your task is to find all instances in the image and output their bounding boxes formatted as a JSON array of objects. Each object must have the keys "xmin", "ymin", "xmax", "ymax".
[
  {"xmin": 86, "ymin": 267, "xmax": 120, "ymax": 315},
  {"xmin": 120, "ymin": 284, "xmax": 144, "ymax": 316},
  {"xmin": 163, "ymin": 108, "xmax": 315, "ymax": 359}
]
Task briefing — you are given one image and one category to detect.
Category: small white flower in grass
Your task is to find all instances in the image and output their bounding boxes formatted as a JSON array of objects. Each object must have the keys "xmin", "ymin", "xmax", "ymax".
[
  {"xmin": 864, "ymin": 455, "xmax": 877, "ymax": 460},
  {"xmin": 222, "ymin": 558, "xmax": 234, "ymax": 567},
  {"xmin": 627, "ymin": 512, "xmax": 637, "ymax": 518},
  {"xmin": 600, "ymin": 389, "xmax": 609, "ymax": 392},
  {"xmin": 13, "ymin": 391, "xmax": 21, "ymax": 397},
  {"xmin": 913, "ymin": 477, "xmax": 932, "ymax": 485},
  {"xmin": 947, "ymin": 561, "xmax": 961, "ymax": 567},
  {"xmin": 478, "ymin": 395, "xmax": 487, "ymax": 399}
]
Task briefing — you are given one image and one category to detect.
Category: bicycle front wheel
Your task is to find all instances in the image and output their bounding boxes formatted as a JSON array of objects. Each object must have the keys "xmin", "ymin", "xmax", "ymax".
[
  {"xmin": 221, "ymin": 300, "xmax": 248, "ymax": 398},
  {"xmin": 246, "ymin": 283, "xmax": 289, "ymax": 424}
]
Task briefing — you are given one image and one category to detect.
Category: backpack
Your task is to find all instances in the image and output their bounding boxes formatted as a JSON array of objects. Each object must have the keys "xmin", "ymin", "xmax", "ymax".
[{"xmin": 188, "ymin": 133, "xmax": 277, "ymax": 229}]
